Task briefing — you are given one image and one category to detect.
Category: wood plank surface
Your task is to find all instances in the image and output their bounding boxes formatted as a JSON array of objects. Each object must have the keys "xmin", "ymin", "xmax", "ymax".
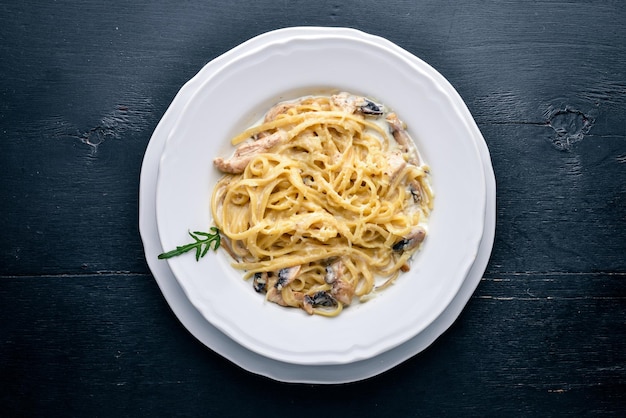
[
  {"xmin": 1, "ymin": 0, "xmax": 624, "ymax": 415},
  {"xmin": 1, "ymin": 273, "xmax": 624, "ymax": 416}
]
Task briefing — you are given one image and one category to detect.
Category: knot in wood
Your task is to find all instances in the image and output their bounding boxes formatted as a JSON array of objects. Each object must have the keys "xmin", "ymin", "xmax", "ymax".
[{"xmin": 547, "ymin": 109, "xmax": 593, "ymax": 151}]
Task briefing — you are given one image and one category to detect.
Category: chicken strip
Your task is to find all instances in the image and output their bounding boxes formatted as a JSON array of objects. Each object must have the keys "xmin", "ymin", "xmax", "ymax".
[
  {"xmin": 213, "ymin": 130, "xmax": 287, "ymax": 174},
  {"xmin": 384, "ymin": 149, "xmax": 407, "ymax": 182}
]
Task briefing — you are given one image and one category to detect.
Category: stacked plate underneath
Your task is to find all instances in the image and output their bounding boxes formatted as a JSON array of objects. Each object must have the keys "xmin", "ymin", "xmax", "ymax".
[{"xmin": 139, "ymin": 27, "xmax": 495, "ymax": 384}]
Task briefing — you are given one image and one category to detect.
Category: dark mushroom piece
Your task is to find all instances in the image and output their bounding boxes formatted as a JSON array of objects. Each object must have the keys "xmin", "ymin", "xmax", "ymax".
[
  {"xmin": 409, "ymin": 180, "xmax": 425, "ymax": 203},
  {"xmin": 330, "ymin": 278, "xmax": 354, "ymax": 306},
  {"xmin": 252, "ymin": 272, "xmax": 268, "ymax": 293},
  {"xmin": 331, "ymin": 92, "xmax": 384, "ymax": 116},
  {"xmin": 323, "ymin": 259, "xmax": 354, "ymax": 306},
  {"xmin": 359, "ymin": 98, "xmax": 384, "ymax": 115},
  {"xmin": 324, "ymin": 259, "xmax": 344, "ymax": 284},
  {"xmin": 386, "ymin": 113, "xmax": 420, "ymax": 166},
  {"xmin": 275, "ymin": 265, "xmax": 301, "ymax": 290},
  {"xmin": 392, "ymin": 226, "xmax": 427, "ymax": 252},
  {"xmin": 303, "ymin": 291, "xmax": 339, "ymax": 314}
]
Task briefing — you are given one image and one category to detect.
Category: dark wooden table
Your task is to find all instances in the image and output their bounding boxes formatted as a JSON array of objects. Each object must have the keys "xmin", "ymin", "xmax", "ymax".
[{"xmin": 2, "ymin": 1, "xmax": 625, "ymax": 415}]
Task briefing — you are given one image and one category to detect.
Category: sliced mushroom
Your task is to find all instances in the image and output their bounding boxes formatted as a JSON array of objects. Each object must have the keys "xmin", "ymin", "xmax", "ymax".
[
  {"xmin": 324, "ymin": 259, "xmax": 354, "ymax": 306},
  {"xmin": 359, "ymin": 99, "xmax": 384, "ymax": 115},
  {"xmin": 409, "ymin": 180, "xmax": 424, "ymax": 203},
  {"xmin": 331, "ymin": 92, "xmax": 384, "ymax": 116},
  {"xmin": 392, "ymin": 226, "xmax": 427, "ymax": 252},
  {"xmin": 252, "ymin": 272, "xmax": 268, "ymax": 293},
  {"xmin": 303, "ymin": 291, "xmax": 338, "ymax": 314},
  {"xmin": 324, "ymin": 259, "xmax": 345, "ymax": 284}
]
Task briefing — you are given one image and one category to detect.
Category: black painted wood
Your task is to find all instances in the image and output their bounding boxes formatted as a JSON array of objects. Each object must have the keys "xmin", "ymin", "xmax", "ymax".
[
  {"xmin": 1, "ymin": 0, "xmax": 625, "ymax": 415},
  {"xmin": 1, "ymin": 274, "xmax": 624, "ymax": 416}
]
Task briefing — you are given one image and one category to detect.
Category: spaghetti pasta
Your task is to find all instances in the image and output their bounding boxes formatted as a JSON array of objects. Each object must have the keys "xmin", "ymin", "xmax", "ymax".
[{"xmin": 211, "ymin": 92, "xmax": 433, "ymax": 316}]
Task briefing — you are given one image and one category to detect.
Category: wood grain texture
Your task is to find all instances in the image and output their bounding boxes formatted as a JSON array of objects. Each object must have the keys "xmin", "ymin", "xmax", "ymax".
[
  {"xmin": 0, "ymin": 274, "xmax": 624, "ymax": 416},
  {"xmin": 1, "ymin": 0, "xmax": 624, "ymax": 276},
  {"xmin": 1, "ymin": 0, "xmax": 625, "ymax": 415}
]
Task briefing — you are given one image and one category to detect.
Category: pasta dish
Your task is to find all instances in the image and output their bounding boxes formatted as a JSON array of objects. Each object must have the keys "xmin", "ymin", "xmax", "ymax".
[{"xmin": 211, "ymin": 92, "xmax": 433, "ymax": 316}]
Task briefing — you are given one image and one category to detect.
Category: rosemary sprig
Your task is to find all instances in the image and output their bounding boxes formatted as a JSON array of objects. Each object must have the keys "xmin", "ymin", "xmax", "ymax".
[{"xmin": 158, "ymin": 227, "xmax": 221, "ymax": 261}]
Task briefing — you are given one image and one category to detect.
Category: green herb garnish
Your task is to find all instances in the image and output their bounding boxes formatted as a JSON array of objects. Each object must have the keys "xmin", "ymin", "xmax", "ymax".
[{"xmin": 158, "ymin": 227, "xmax": 221, "ymax": 261}]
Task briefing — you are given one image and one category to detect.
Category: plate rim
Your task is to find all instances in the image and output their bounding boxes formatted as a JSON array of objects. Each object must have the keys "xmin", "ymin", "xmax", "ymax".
[
  {"xmin": 155, "ymin": 31, "xmax": 486, "ymax": 365},
  {"xmin": 140, "ymin": 26, "xmax": 495, "ymax": 383}
]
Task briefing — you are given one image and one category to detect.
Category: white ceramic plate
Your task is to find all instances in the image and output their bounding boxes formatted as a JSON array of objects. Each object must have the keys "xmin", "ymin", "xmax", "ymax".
[
  {"xmin": 140, "ymin": 27, "xmax": 495, "ymax": 383},
  {"xmin": 155, "ymin": 32, "xmax": 486, "ymax": 365}
]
